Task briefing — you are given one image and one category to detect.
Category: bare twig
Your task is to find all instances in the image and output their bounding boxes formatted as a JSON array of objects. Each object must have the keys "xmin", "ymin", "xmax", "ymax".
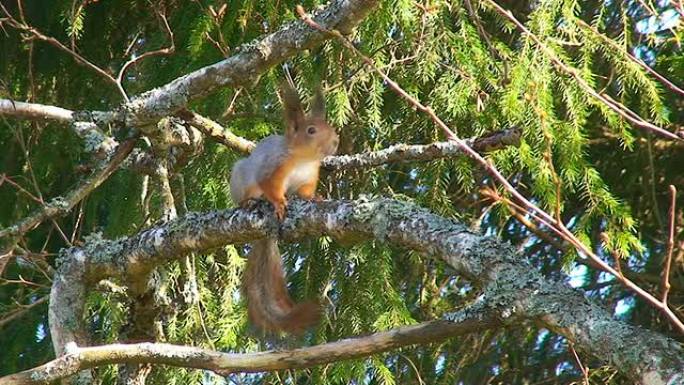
[
  {"xmin": 0, "ymin": 295, "xmax": 48, "ymax": 329},
  {"xmin": 1, "ymin": 174, "xmax": 42, "ymax": 204},
  {"xmin": 661, "ymin": 185, "xmax": 676, "ymax": 304},
  {"xmin": 116, "ymin": 9, "xmax": 175, "ymax": 88},
  {"xmin": 670, "ymin": 0, "xmax": 684, "ymax": 18},
  {"xmin": 0, "ymin": 276, "xmax": 49, "ymax": 289},
  {"xmin": 0, "ymin": 2, "xmax": 127, "ymax": 101},
  {"xmin": 569, "ymin": 343, "xmax": 589, "ymax": 385}
]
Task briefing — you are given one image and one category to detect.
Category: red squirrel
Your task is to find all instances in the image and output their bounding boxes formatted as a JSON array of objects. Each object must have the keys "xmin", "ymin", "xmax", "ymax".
[{"xmin": 230, "ymin": 82, "xmax": 338, "ymax": 333}]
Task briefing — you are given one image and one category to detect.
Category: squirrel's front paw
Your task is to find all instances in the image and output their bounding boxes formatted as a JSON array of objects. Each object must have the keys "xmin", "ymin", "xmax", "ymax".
[
  {"xmin": 273, "ymin": 202, "xmax": 287, "ymax": 221},
  {"xmin": 240, "ymin": 198, "xmax": 261, "ymax": 210}
]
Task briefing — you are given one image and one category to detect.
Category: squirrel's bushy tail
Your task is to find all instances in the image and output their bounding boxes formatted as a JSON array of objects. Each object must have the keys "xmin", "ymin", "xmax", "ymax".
[{"xmin": 244, "ymin": 238, "xmax": 321, "ymax": 333}]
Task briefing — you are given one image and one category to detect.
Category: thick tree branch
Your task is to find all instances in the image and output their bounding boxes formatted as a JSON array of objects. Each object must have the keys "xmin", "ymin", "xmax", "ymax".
[
  {"xmin": 46, "ymin": 199, "xmax": 684, "ymax": 383},
  {"xmin": 124, "ymin": 0, "xmax": 379, "ymax": 126},
  {"xmin": 1, "ymin": 314, "xmax": 499, "ymax": 385}
]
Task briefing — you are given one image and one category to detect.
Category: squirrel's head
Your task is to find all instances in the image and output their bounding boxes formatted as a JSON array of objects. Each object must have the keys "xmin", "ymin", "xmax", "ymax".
[{"xmin": 280, "ymin": 82, "xmax": 339, "ymax": 158}]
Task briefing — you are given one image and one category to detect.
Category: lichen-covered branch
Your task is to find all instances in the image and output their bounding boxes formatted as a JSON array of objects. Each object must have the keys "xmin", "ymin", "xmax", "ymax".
[
  {"xmin": 124, "ymin": 0, "xmax": 379, "ymax": 126},
  {"xmin": 322, "ymin": 127, "xmax": 521, "ymax": 170},
  {"xmin": 177, "ymin": 110, "xmax": 256, "ymax": 153},
  {"xmin": 0, "ymin": 314, "xmax": 498, "ymax": 385},
  {"xmin": 50, "ymin": 198, "xmax": 683, "ymax": 384},
  {"xmin": 49, "ymin": 251, "xmax": 89, "ymax": 356}
]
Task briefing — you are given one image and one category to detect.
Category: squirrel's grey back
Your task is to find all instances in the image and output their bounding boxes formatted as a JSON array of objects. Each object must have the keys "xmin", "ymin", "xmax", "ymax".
[{"xmin": 230, "ymin": 135, "xmax": 289, "ymax": 203}]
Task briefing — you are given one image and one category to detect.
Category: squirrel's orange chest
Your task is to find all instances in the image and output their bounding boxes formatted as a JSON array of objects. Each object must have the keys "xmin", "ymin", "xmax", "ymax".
[{"xmin": 283, "ymin": 160, "xmax": 319, "ymax": 192}]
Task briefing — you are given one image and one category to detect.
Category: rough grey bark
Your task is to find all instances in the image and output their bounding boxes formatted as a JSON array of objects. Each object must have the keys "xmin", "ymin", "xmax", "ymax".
[
  {"xmin": 124, "ymin": 0, "xmax": 380, "ymax": 126},
  {"xmin": 46, "ymin": 198, "xmax": 683, "ymax": 384}
]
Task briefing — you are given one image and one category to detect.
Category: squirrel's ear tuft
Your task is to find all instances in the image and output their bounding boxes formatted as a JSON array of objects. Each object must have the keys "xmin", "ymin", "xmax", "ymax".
[
  {"xmin": 310, "ymin": 86, "xmax": 326, "ymax": 118},
  {"xmin": 279, "ymin": 81, "xmax": 305, "ymax": 134}
]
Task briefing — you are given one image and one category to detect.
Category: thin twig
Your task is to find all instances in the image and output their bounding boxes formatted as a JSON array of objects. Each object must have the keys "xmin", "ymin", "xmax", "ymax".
[
  {"xmin": 116, "ymin": 9, "xmax": 175, "ymax": 87},
  {"xmin": 661, "ymin": 185, "xmax": 676, "ymax": 304},
  {"xmin": 0, "ymin": 276, "xmax": 49, "ymax": 289},
  {"xmin": 0, "ymin": 138, "xmax": 137, "ymax": 242},
  {"xmin": 0, "ymin": 295, "xmax": 48, "ymax": 329},
  {"xmin": 0, "ymin": 2, "xmax": 128, "ymax": 102},
  {"xmin": 0, "ymin": 2, "xmax": 128, "ymax": 101},
  {"xmin": 600, "ymin": 233, "xmax": 624, "ymax": 278},
  {"xmin": 569, "ymin": 343, "xmax": 589, "ymax": 385},
  {"xmin": 1, "ymin": 174, "xmax": 42, "ymax": 204}
]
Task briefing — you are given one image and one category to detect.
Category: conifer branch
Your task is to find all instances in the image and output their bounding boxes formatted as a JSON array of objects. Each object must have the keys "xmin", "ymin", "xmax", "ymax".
[
  {"xmin": 483, "ymin": 0, "xmax": 683, "ymax": 142},
  {"xmin": 576, "ymin": 18, "xmax": 684, "ymax": 98},
  {"xmin": 116, "ymin": 9, "xmax": 175, "ymax": 89}
]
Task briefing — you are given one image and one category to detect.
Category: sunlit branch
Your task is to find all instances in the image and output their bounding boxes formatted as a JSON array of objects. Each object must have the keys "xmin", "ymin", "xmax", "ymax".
[{"xmin": 0, "ymin": 315, "xmax": 498, "ymax": 385}]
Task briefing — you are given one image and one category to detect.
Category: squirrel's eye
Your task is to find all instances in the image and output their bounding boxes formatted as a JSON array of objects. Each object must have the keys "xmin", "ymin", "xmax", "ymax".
[{"xmin": 307, "ymin": 126, "xmax": 317, "ymax": 135}]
